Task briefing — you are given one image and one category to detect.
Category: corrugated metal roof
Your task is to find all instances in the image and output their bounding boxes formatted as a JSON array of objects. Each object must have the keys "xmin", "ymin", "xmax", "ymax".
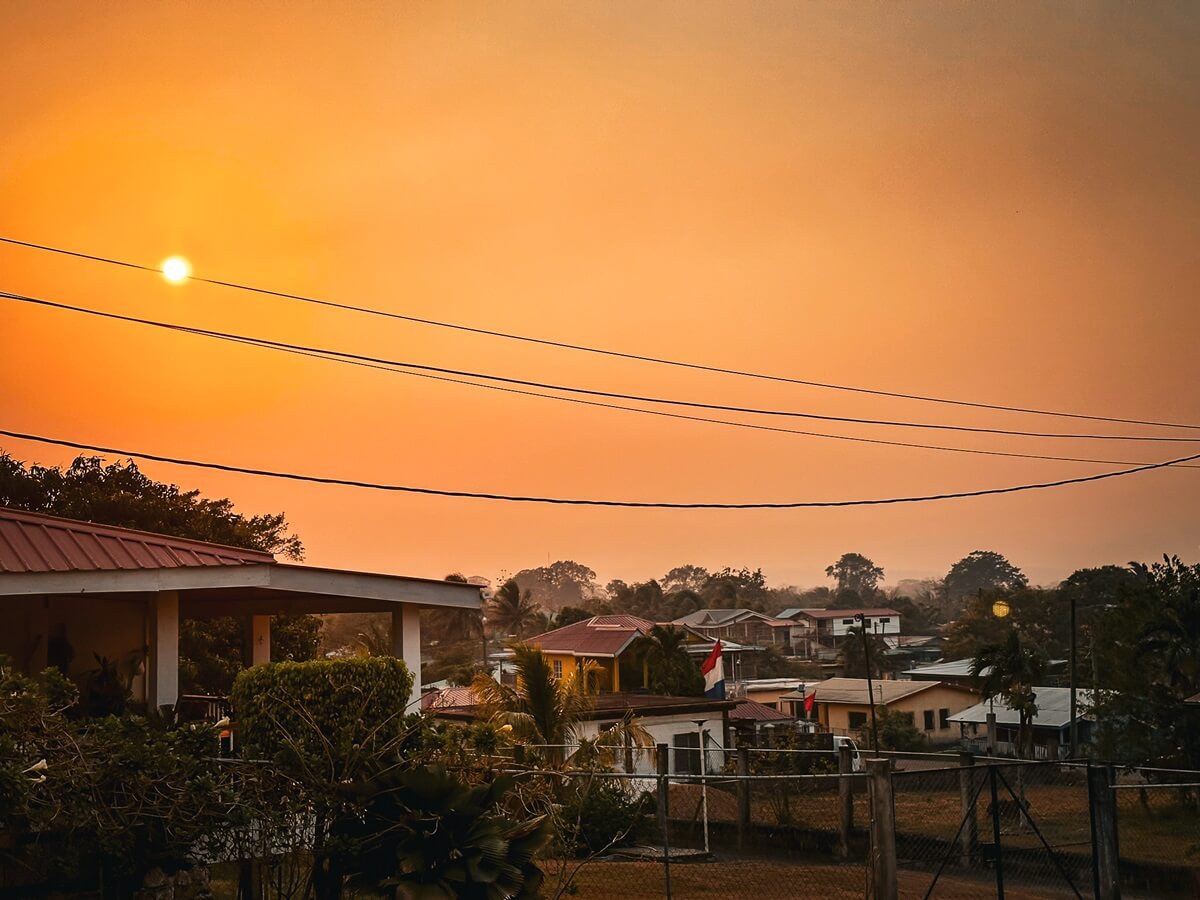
[
  {"xmin": 807, "ymin": 677, "xmax": 973, "ymax": 705},
  {"xmin": 0, "ymin": 506, "xmax": 275, "ymax": 573},
  {"xmin": 526, "ymin": 615, "xmax": 655, "ymax": 657},
  {"xmin": 729, "ymin": 700, "xmax": 793, "ymax": 722},
  {"xmin": 949, "ymin": 688, "xmax": 1093, "ymax": 729}
]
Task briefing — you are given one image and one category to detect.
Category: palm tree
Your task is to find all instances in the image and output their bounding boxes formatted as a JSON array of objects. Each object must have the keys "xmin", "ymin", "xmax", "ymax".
[
  {"xmin": 471, "ymin": 645, "xmax": 599, "ymax": 765},
  {"xmin": 971, "ymin": 630, "xmax": 1048, "ymax": 758},
  {"xmin": 635, "ymin": 625, "xmax": 700, "ymax": 695},
  {"xmin": 488, "ymin": 579, "xmax": 542, "ymax": 639},
  {"xmin": 838, "ymin": 626, "xmax": 889, "ymax": 679}
]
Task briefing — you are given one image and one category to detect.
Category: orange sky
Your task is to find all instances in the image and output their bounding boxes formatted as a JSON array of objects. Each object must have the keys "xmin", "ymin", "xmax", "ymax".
[{"xmin": 2, "ymin": 2, "xmax": 1198, "ymax": 589}]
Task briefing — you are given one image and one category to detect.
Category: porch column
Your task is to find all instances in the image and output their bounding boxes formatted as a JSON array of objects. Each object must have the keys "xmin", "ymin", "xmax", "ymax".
[
  {"xmin": 391, "ymin": 605, "xmax": 421, "ymax": 707},
  {"xmin": 250, "ymin": 615, "xmax": 271, "ymax": 666},
  {"xmin": 147, "ymin": 590, "xmax": 179, "ymax": 712}
]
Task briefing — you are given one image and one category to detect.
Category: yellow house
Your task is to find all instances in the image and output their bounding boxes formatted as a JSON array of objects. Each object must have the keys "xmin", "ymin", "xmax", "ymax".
[
  {"xmin": 525, "ymin": 615, "xmax": 655, "ymax": 692},
  {"xmin": 802, "ymin": 677, "xmax": 979, "ymax": 743}
]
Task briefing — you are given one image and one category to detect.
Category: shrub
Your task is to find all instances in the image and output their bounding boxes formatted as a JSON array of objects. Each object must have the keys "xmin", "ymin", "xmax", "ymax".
[
  {"xmin": 559, "ymin": 778, "xmax": 653, "ymax": 853},
  {"xmin": 231, "ymin": 656, "xmax": 414, "ymax": 772},
  {"xmin": 337, "ymin": 765, "xmax": 552, "ymax": 899}
]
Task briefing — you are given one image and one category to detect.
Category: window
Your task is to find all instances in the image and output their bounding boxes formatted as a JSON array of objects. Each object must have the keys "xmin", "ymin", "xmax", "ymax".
[
  {"xmin": 848, "ymin": 711, "xmax": 868, "ymax": 729},
  {"xmin": 842, "ymin": 618, "xmax": 855, "ymax": 626},
  {"xmin": 923, "ymin": 710, "xmax": 935, "ymax": 731},
  {"xmin": 552, "ymin": 659, "xmax": 563, "ymax": 679},
  {"xmin": 939, "ymin": 708, "xmax": 950, "ymax": 729},
  {"xmin": 879, "ymin": 617, "xmax": 890, "ymax": 624}
]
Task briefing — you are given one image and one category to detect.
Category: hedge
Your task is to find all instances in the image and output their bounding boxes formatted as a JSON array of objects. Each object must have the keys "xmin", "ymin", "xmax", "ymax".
[{"xmin": 231, "ymin": 657, "xmax": 414, "ymax": 771}]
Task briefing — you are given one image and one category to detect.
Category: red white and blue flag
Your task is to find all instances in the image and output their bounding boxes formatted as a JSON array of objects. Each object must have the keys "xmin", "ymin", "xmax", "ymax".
[{"xmin": 701, "ymin": 641, "xmax": 725, "ymax": 699}]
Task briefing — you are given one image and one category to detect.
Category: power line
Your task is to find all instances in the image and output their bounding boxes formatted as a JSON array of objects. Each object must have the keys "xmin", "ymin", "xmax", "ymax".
[
  {"xmin": 1, "ymin": 428, "xmax": 1195, "ymax": 509},
  {"xmin": 6, "ymin": 288, "xmax": 1200, "ymax": 445},
  {"xmin": 212, "ymin": 329, "xmax": 1200, "ymax": 470},
  {"xmin": 2, "ymin": 234, "xmax": 1197, "ymax": 433}
]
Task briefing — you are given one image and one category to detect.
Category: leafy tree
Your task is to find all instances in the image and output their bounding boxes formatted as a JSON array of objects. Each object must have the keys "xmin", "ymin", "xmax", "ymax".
[
  {"xmin": 662, "ymin": 588, "xmax": 702, "ymax": 620},
  {"xmin": 1089, "ymin": 556, "xmax": 1200, "ymax": 767},
  {"xmin": 488, "ymin": 579, "xmax": 543, "ymax": 639},
  {"xmin": 661, "ymin": 565, "xmax": 710, "ymax": 595},
  {"xmin": 633, "ymin": 625, "xmax": 702, "ymax": 696},
  {"xmin": 942, "ymin": 587, "xmax": 1065, "ymax": 662},
  {"xmin": 554, "ymin": 605, "xmax": 593, "ymax": 627},
  {"xmin": 944, "ymin": 551, "xmax": 1027, "ymax": 614},
  {"xmin": 0, "ymin": 452, "xmax": 319, "ymax": 695},
  {"xmin": 825, "ymin": 553, "xmax": 885, "ymax": 604},
  {"xmin": 512, "ymin": 560, "xmax": 598, "ymax": 612},
  {"xmin": 971, "ymin": 630, "xmax": 1048, "ymax": 758},
  {"xmin": 0, "ymin": 453, "xmax": 302, "ymax": 557},
  {"xmin": 700, "ymin": 567, "xmax": 770, "ymax": 610}
]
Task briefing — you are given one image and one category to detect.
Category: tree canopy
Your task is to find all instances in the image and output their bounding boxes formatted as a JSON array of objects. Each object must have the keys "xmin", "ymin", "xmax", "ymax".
[{"xmin": 825, "ymin": 553, "xmax": 885, "ymax": 604}]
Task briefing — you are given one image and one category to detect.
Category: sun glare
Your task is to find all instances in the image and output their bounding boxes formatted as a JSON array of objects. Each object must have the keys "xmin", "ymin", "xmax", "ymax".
[{"xmin": 161, "ymin": 256, "xmax": 191, "ymax": 284}]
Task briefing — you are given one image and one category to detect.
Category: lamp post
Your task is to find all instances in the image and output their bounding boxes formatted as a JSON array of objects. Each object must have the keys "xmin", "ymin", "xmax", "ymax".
[
  {"xmin": 694, "ymin": 719, "xmax": 710, "ymax": 855},
  {"xmin": 481, "ymin": 614, "xmax": 488, "ymax": 676},
  {"xmin": 854, "ymin": 614, "xmax": 880, "ymax": 754}
]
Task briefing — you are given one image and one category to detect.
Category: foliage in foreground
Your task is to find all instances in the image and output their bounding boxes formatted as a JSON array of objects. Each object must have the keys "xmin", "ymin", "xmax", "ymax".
[{"xmin": 337, "ymin": 765, "xmax": 553, "ymax": 899}]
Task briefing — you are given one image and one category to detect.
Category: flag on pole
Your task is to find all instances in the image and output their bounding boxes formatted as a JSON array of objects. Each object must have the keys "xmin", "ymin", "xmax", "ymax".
[
  {"xmin": 803, "ymin": 690, "xmax": 816, "ymax": 717},
  {"xmin": 701, "ymin": 641, "xmax": 725, "ymax": 699}
]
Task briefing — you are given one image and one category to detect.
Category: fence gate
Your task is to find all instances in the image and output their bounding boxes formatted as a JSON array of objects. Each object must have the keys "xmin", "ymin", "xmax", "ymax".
[{"xmin": 891, "ymin": 761, "xmax": 1096, "ymax": 900}]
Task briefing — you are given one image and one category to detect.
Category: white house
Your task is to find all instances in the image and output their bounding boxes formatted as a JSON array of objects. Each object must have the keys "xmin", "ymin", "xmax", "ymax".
[{"xmin": 775, "ymin": 607, "xmax": 901, "ymax": 657}]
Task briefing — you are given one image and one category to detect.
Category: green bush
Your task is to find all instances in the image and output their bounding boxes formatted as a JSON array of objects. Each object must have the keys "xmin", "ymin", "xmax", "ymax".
[
  {"xmin": 231, "ymin": 656, "xmax": 414, "ymax": 772},
  {"xmin": 559, "ymin": 778, "xmax": 653, "ymax": 853}
]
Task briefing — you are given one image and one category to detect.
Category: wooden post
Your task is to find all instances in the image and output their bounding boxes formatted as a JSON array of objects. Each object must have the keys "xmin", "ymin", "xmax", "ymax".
[
  {"xmin": 986, "ymin": 711, "xmax": 998, "ymax": 755},
  {"xmin": 838, "ymin": 744, "xmax": 854, "ymax": 859},
  {"xmin": 958, "ymin": 752, "xmax": 978, "ymax": 866},
  {"xmin": 868, "ymin": 759, "xmax": 897, "ymax": 900},
  {"xmin": 1088, "ymin": 764, "xmax": 1121, "ymax": 900},
  {"xmin": 736, "ymin": 749, "xmax": 750, "ymax": 850}
]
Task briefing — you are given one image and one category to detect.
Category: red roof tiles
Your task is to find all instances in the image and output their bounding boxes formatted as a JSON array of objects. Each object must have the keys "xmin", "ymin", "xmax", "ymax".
[
  {"xmin": 0, "ymin": 506, "xmax": 274, "ymax": 574},
  {"xmin": 729, "ymin": 700, "xmax": 793, "ymax": 722}
]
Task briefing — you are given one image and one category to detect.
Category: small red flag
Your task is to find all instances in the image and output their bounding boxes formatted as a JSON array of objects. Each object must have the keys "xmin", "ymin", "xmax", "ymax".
[{"xmin": 803, "ymin": 691, "xmax": 815, "ymax": 716}]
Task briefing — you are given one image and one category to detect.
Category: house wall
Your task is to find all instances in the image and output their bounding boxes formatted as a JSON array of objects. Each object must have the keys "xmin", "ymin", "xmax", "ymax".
[
  {"xmin": 744, "ymin": 686, "xmax": 795, "ymax": 710},
  {"xmin": 577, "ymin": 710, "xmax": 728, "ymax": 775},
  {"xmin": 543, "ymin": 652, "xmax": 621, "ymax": 692},
  {"xmin": 0, "ymin": 594, "xmax": 149, "ymax": 703},
  {"xmin": 818, "ymin": 685, "xmax": 977, "ymax": 742}
]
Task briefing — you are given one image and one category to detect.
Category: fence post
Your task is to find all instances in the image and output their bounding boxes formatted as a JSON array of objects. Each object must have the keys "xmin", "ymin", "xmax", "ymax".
[
  {"xmin": 838, "ymin": 744, "xmax": 854, "ymax": 859},
  {"xmin": 986, "ymin": 712, "xmax": 997, "ymax": 755},
  {"xmin": 1088, "ymin": 764, "xmax": 1121, "ymax": 900},
  {"xmin": 736, "ymin": 748, "xmax": 750, "ymax": 850},
  {"xmin": 868, "ymin": 759, "xmax": 898, "ymax": 900},
  {"xmin": 657, "ymin": 743, "xmax": 673, "ymax": 900},
  {"xmin": 958, "ymin": 751, "xmax": 977, "ymax": 867},
  {"xmin": 988, "ymin": 765, "xmax": 1005, "ymax": 900}
]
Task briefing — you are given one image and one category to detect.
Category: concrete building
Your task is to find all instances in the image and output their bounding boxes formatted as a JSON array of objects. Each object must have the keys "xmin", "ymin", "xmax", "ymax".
[
  {"xmin": 775, "ymin": 607, "xmax": 901, "ymax": 658},
  {"xmin": 792, "ymin": 677, "xmax": 978, "ymax": 743}
]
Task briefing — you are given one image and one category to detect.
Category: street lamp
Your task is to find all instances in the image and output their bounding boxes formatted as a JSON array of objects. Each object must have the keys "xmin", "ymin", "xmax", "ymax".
[{"xmin": 854, "ymin": 614, "xmax": 880, "ymax": 754}]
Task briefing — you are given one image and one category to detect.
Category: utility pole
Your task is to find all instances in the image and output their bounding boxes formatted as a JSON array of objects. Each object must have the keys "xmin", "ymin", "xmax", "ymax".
[
  {"xmin": 1069, "ymin": 595, "xmax": 1078, "ymax": 759},
  {"xmin": 855, "ymin": 613, "xmax": 880, "ymax": 754}
]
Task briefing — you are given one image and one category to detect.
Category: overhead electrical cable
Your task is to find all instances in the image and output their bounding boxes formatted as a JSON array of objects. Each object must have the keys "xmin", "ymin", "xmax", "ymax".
[
  {"xmin": 211, "ymin": 329, "xmax": 1200, "ymax": 470},
  {"xmin": 0, "ymin": 429, "xmax": 1196, "ymax": 509},
  {"xmin": 2, "ymin": 235, "xmax": 1197, "ymax": 433},
  {"xmin": 5, "ymin": 289, "xmax": 1200, "ymax": 445}
]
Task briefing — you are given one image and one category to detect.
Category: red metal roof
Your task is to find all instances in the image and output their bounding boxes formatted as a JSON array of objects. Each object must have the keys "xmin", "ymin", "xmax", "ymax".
[
  {"xmin": 729, "ymin": 700, "xmax": 793, "ymax": 722},
  {"xmin": 0, "ymin": 506, "xmax": 275, "ymax": 574},
  {"xmin": 526, "ymin": 614, "xmax": 656, "ymax": 657}
]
